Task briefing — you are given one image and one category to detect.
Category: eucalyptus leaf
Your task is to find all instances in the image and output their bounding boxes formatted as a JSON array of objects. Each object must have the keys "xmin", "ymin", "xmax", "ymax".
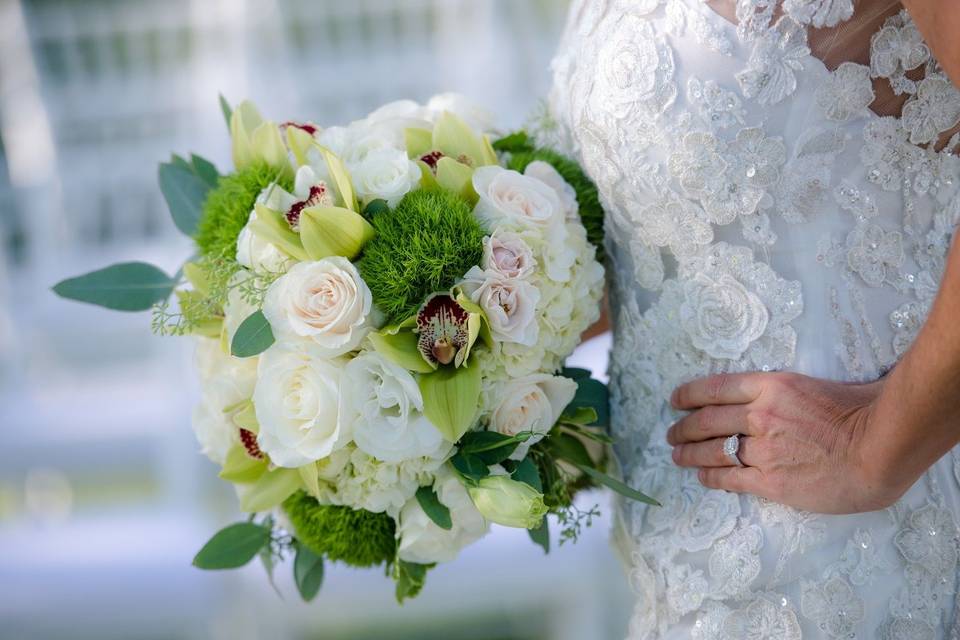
[
  {"xmin": 192, "ymin": 522, "xmax": 271, "ymax": 570},
  {"xmin": 190, "ymin": 154, "xmax": 220, "ymax": 188},
  {"xmin": 231, "ymin": 310, "xmax": 275, "ymax": 358},
  {"xmin": 159, "ymin": 161, "xmax": 211, "ymax": 236},
  {"xmin": 394, "ymin": 560, "xmax": 430, "ymax": 603},
  {"xmin": 528, "ymin": 517, "xmax": 550, "ymax": 553},
  {"xmin": 574, "ymin": 464, "xmax": 660, "ymax": 506},
  {"xmin": 293, "ymin": 542, "xmax": 325, "ymax": 602},
  {"xmin": 415, "ymin": 486, "xmax": 453, "ymax": 530},
  {"xmin": 52, "ymin": 262, "xmax": 176, "ymax": 311}
]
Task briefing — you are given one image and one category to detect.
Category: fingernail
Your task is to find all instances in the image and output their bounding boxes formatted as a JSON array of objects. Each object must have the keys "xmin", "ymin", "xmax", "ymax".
[
  {"xmin": 671, "ymin": 445, "xmax": 683, "ymax": 463},
  {"xmin": 698, "ymin": 469, "xmax": 707, "ymax": 483}
]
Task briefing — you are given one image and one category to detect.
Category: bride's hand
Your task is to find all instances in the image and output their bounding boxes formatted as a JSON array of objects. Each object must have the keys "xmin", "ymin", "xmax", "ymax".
[{"xmin": 665, "ymin": 372, "xmax": 907, "ymax": 514}]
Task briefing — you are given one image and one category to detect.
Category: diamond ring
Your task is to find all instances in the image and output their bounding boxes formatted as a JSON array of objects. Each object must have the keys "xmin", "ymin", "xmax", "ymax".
[{"xmin": 723, "ymin": 434, "xmax": 745, "ymax": 467}]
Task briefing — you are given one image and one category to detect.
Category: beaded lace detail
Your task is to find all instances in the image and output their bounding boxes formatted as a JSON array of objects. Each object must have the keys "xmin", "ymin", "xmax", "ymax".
[{"xmin": 549, "ymin": 0, "xmax": 960, "ymax": 637}]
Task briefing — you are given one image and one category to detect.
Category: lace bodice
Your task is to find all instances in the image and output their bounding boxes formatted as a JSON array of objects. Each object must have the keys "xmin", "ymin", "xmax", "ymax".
[{"xmin": 546, "ymin": 1, "xmax": 960, "ymax": 638}]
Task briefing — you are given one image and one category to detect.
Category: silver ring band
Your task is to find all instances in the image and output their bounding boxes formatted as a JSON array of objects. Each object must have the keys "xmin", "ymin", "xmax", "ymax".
[{"xmin": 723, "ymin": 434, "xmax": 745, "ymax": 467}]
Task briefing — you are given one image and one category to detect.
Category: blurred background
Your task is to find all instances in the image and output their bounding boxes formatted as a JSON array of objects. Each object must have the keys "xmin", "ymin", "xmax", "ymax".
[{"xmin": 0, "ymin": 0, "xmax": 631, "ymax": 638}]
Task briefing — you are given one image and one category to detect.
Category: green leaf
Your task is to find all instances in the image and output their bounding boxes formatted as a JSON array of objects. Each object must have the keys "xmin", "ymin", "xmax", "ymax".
[
  {"xmin": 190, "ymin": 154, "xmax": 220, "ymax": 188},
  {"xmin": 561, "ymin": 406, "xmax": 599, "ymax": 426},
  {"xmin": 511, "ymin": 457, "xmax": 542, "ymax": 492},
  {"xmin": 567, "ymin": 377, "xmax": 610, "ymax": 427},
  {"xmin": 574, "ymin": 464, "xmax": 660, "ymax": 506},
  {"xmin": 545, "ymin": 432, "xmax": 594, "ymax": 467},
  {"xmin": 362, "ymin": 198, "xmax": 390, "ymax": 220},
  {"xmin": 219, "ymin": 93, "xmax": 233, "ymax": 127},
  {"xmin": 239, "ymin": 468, "xmax": 302, "ymax": 513},
  {"xmin": 192, "ymin": 522, "xmax": 271, "ymax": 570},
  {"xmin": 231, "ymin": 310, "xmax": 275, "ymax": 358},
  {"xmin": 527, "ymin": 517, "xmax": 550, "ymax": 553},
  {"xmin": 367, "ymin": 329, "xmax": 435, "ymax": 373},
  {"xmin": 415, "ymin": 486, "xmax": 453, "ymax": 530},
  {"xmin": 158, "ymin": 161, "xmax": 211, "ymax": 236},
  {"xmin": 492, "ymin": 131, "xmax": 534, "ymax": 153},
  {"xmin": 457, "ymin": 431, "xmax": 520, "ymax": 465},
  {"xmin": 394, "ymin": 560, "xmax": 430, "ymax": 603},
  {"xmin": 293, "ymin": 542, "xmax": 325, "ymax": 602},
  {"xmin": 561, "ymin": 367, "xmax": 593, "ymax": 380},
  {"xmin": 450, "ymin": 452, "xmax": 489, "ymax": 482},
  {"xmin": 418, "ymin": 363, "xmax": 481, "ymax": 442},
  {"xmin": 52, "ymin": 262, "xmax": 176, "ymax": 311}
]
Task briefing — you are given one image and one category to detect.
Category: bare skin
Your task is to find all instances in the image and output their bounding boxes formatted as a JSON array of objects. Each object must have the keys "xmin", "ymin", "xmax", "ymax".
[{"xmin": 586, "ymin": 1, "xmax": 960, "ymax": 513}]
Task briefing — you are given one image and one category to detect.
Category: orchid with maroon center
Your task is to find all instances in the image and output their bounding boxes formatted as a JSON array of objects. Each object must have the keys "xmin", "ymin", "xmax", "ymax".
[
  {"xmin": 239, "ymin": 427, "xmax": 266, "ymax": 460},
  {"xmin": 416, "ymin": 293, "xmax": 475, "ymax": 367}
]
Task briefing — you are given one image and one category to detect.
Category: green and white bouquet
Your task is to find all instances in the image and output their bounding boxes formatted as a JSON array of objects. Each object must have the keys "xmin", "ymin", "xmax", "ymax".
[{"xmin": 54, "ymin": 94, "xmax": 655, "ymax": 601}]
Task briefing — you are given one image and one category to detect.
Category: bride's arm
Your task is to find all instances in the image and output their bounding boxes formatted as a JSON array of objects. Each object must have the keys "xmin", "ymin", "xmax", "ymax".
[
  {"xmin": 902, "ymin": 0, "xmax": 960, "ymax": 85},
  {"xmin": 665, "ymin": 234, "xmax": 960, "ymax": 514}
]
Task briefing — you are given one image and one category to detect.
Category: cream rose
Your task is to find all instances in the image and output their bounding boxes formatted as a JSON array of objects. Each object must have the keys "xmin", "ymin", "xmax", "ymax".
[
  {"xmin": 342, "ymin": 352, "xmax": 449, "ymax": 463},
  {"xmin": 483, "ymin": 230, "xmax": 536, "ymax": 279},
  {"xmin": 488, "ymin": 373, "xmax": 577, "ymax": 459},
  {"xmin": 236, "ymin": 209, "xmax": 292, "ymax": 274},
  {"xmin": 263, "ymin": 257, "xmax": 375, "ymax": 357},
  {"xmin": 397, "ymin": 466, "xmax": 489, "ymax": 564},
  {"xmin": 460, "ymin": 266, "xmax": 541, "ymax": 346},
  {"xmin": 680, "ymin": 272, "xmax": 769, "ymax": 360},
  {"xmin": 350, "ymin": 147, "xmax": 421, "ymax": 207},
  {"xmin": 472, "ymin": 166, "xmax": 566, "ymax": 234},
  {"xmin": 253, "ymin": 345, "xmax": 347, "ymax": 467},
  {"xmin": 524, "ymin": 160, "xmax": 579, "ymax": 221}
]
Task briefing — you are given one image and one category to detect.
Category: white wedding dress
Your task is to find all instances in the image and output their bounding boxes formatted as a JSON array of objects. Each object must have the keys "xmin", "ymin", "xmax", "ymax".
[{"xmin": 547, "ymin": 1, "xmax": 960, "ymax": 638}]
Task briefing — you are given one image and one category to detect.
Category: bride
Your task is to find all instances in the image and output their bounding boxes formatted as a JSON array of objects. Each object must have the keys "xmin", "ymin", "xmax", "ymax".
[{"xmin": 547, "ymin": 0, "xmax": 960, "ymax": 637}]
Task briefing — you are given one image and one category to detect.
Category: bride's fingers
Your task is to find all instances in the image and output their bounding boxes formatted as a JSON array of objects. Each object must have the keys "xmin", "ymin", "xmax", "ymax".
[
  {"xmin": 671, "ymin": 373, "xmax": 764, "ymax": 410},
  {"xmin": 697, "ymin": 466, "xmax": 770, "ymax": 498},
  {"xmin": 672, "ymin": 435, "xmax": 762, "ymax": 468},
  {"xmin": 667, "ymin": 405, "xmax": 753, "ymax": 445}
]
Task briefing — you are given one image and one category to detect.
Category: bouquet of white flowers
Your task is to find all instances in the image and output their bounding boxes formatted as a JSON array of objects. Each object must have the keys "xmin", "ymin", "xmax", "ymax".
[{"xmin": 54, "ymin": 94, "xmax": 655, "ymax": 601}]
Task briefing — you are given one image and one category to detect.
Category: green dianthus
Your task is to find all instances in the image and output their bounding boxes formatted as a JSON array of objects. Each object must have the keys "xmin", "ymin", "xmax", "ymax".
[
  {"xmin": 194, "ymin": 162, "xmax": 294, "ymax": 260},
  {"xmin": 282, "ymin": 491, "xmax": 396, "ymax": 568},
  {"xmin": 358, "ymin": 188, "xmax": 485, "ymax": 324},
  {"xmin": 507, "ymin": 148, "xmax": 605, "ymax": 261}
]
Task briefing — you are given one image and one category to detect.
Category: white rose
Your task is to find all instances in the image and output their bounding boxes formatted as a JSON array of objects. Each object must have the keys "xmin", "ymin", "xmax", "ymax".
[
  {"xmin": 350, "ymin": 147, "xmax": 421, "ymax": 207},
  {"xmin": 472, "ymin": 166, "xmax": 574, "ymax": 281},
  {"xmin": 342, "ymin": 352, "xmax": 448, "ymax": 463},
  {"xmin": 488, "ymin": 374, "xmax": 576, "ymax": 459},
  {"xmin": 397, "ymin": 466, "xmax": 489, "ymax": 564},
  {"xmin": 426, "ymin": 93, "xmax": 496, "ymax": 132},
  {"xmin": 524, "ymin": 160, "xmax": 579, "ymax": 221},
  {"xmin": 263, "ymin": 257, "xmax": 375, "ymax": 357},
  {"xmin": 191, "ymin": 338, "xmax": 259, "ymax": 465},
  {"xmin": 483, "ymin": 230, "xmax": 536, "ymax": 279},
  {"xmin": 366, "ymin": 99, "xmax": 429, "ymax": 123},
  {"xmin": 460, "ymin": 266, "xmax": 541, "ymax": 346},
  {"xmin": 253, "ymin": 345, "xmax": 346, "ymax": 467}
]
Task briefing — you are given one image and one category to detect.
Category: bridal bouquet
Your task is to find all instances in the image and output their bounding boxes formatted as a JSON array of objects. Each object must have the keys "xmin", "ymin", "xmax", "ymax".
[{"xmin": 53, "ymin": 94, "xmax": 654, "ymax": 601}]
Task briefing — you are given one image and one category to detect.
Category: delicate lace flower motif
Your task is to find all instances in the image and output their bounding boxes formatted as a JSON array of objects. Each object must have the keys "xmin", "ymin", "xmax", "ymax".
[
  {"xmin": 590, "ymin": 15, "xmax": 677, "ymax": 122},
  {"xmin": 893, "ymin": 503, "xmax": 959, "ymax": 578},
  {"xmin": 710, "ymin": 524, "xmax": 763, "ymax": 597},
  {"xmin": 783, "ymin": 0, "xmax": 853, "ymax": 28},
  {"xmin": 680, "ymin": 243, "xmax": 803, "ymax": 372},
  {"xmin": 879, "ymin": 618, "xmax": 936, "ymax": 640},
  {"xmin": 737, "ymin": 18, "xmax": 810, "ymax": 106},
  {"xmin": 860, "ymin": 117, "xmax": 924, "ymax": 191},
  {"xmin": 777, "ymin": 128, "xmax": 847, "ymax": 223},
  {"xmin": 637, "ymin": 196, "xmax": 714, "ymax": 257},
  {"xmin": 722, "ymin": 594, "xmax": 802, "ymax": 640},
  {"xmin": 687, "ymin": 77, "xmax": 746, "ymax": 130},
  {"xmin": 870, "ymin": 10, "xmax": 930, "ymax": 95},
  {"xmin": 800, "ymin": 576, "xmax": 865, "ymax": 638},
  {"xmin": 669, "ymin": 128, "xmax": 785, "ymax": 225},
  {"xmin": 901, "ymin": 76, "xmax": 960, "ymax": 145},
  {"xmin": 846, "ymin": 223, "xmax": 904, "ymax": 287},
  {"xmin": 681, "ymin": 272, "xmax": 769, "ymax": 360},
  {"xmin": 834, "ymin": 181, "xmax": 878, "ymax": 219},
  {"xmin": 629, "ymin": 236, "xmax": 666, "ymax": 290},
  {"xmin": 816, "ymin": 62, "xmax": 875, "ymax": 121},
  {"xmin": 666, "ymin": 564, "xmax": 709, "ymax": 616}
]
